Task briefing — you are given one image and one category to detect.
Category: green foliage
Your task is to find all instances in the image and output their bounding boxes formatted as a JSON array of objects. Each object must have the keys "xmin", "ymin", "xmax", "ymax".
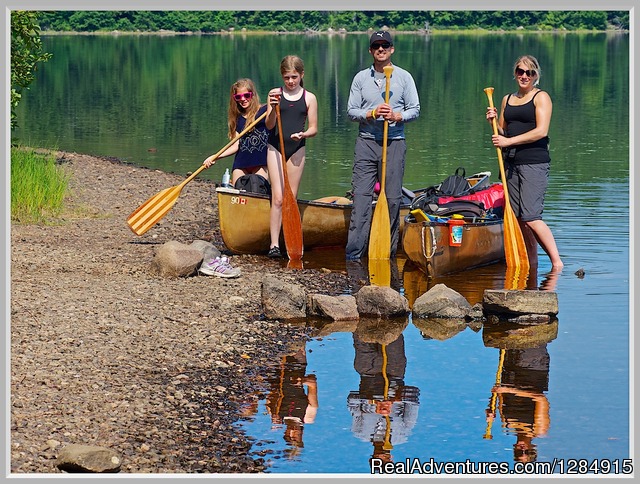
[
  {"xmin": 10, "ymin": 11, "xmax": 52, "ymax": 129},
  {"xmin": 11, "ymin": 147, "xmax": 69, "ymax": 223},
  {"xmin": 36, "ymin": 10, "xmax": 629, "ymax": 33}
]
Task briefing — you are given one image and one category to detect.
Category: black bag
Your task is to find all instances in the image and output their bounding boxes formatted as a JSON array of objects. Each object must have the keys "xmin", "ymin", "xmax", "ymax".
[
  {"xmin": 234, "ymin": 174, "xmax": 271, "ymax": 196},
  {"xmin": 439, "ymin": 167, "xmax": 471, "ymax": 197},
  {"xmin": 426, "ymin": 199, "xmax": 486, "ymax": 218}
]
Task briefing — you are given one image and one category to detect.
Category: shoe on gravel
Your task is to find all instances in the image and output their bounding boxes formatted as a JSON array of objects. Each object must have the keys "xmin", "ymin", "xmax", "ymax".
[{"xmin": 199, "ymin": 256, "xmax": 241, "ymax": 278}]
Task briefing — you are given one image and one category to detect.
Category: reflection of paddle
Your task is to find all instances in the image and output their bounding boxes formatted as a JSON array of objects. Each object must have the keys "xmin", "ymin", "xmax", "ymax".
[
  {"xmin": 381, "ymin": 344, "xmax": 393, "ymax": 451},
  {"xmin": 127, "ymin": 111, "xmax": 268, "ymax": 236},
  {"xmin": 275, "ymin": 102, "xmax": 304, "ymax": 262},
  {"xmin": 483, "ymin": 87, "xmax": 529, "ymax": 272},
  {"xmin": 484, "ymin": 348, "xmax": 505, "ymax": 439},
  {"xmin": 368, "ymin": 65, "xmax": 394, "ymax": 262}
]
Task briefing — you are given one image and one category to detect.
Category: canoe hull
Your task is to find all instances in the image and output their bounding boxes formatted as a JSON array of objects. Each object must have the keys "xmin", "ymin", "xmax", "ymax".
[
  {"xmin": 216, "ymin": 187, "xmax": 413, "ymax": 255},
  {"xmin": 402, "ymin": 219, "xmax": 505, "ymax": 278}
]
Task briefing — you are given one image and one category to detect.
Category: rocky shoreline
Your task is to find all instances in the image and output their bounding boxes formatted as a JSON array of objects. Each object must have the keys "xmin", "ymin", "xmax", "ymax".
[{"xmin": 9, "ymin": 151, "xmax": 353, "ymax": 474}]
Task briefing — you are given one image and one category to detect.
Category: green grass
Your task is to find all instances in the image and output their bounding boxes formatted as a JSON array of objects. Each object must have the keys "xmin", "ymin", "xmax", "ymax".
[{"xmin": 11, "ymin": 147, "xmax": 69, "ymax": 223}]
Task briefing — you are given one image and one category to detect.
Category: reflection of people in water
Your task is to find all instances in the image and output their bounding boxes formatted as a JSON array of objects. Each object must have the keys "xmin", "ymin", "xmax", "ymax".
[
  {"xmin": 347, "ymin": 333, "xmax": 420, "ymax": 466},
  {"xmin": 487, "ymin": 344, "xmax": 551, "ymax": 462},
  {"xmin": 525, "ymin": 264, "xmax": 562, "ymax": 291},
  {"xmin": 265, "ymin": 344, "xmax": 318, "ymax": 458}
]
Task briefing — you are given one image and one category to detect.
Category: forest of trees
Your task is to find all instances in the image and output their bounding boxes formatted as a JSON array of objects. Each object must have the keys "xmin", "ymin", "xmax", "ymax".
[{"xmin": 37, "ymin": 10, "xmax": 629, "ymax": 34}]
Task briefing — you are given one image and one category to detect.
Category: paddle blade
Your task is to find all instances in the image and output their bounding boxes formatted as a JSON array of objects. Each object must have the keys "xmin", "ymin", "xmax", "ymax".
[
  {"xmin": 368, "ymin": 257, "xmax": 391, "ymax": 287},
  {"xmin": 281, "ymin": 189, "xmax": 304, "ymax": 261},
  {"xmin": 368, "ymin": 193, "xmax": 391, "ymax": 260},
  {"xmin": 127, "ymin": 185, "xmax": 182, "ymax": 235},
  {"xmin": 502, "ymin": 203, "xmax": 530, "ymax": 272},
  {"xmin": 505, "ymin": 263, "xmax": 529, "ymax": 291},
  {"xmin": 286, "ymin": 259, "xmax": 304, "ymax": 270}
]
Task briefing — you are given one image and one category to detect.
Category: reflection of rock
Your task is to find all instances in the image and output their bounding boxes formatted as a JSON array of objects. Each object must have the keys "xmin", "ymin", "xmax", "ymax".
[
  {"xmin": 315, "ymin": 319, "xmax": 359, "ymax": 338},
  {"xmin": 354, "ymin": 317, "xmax": 408, "ymax": 345},
  {"xmin": 412, "ymin": 317, "xmax": 467, "ymax": 341},
  {"xmin": 482, "ymin": 320, "xmax": 559, "ymax": 349}
]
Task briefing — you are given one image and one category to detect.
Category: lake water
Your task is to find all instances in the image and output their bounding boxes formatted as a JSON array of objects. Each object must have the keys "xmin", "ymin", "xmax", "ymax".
[{"xmin": 13, "ymin": 32, "xmax": 631, "ymax": 475}]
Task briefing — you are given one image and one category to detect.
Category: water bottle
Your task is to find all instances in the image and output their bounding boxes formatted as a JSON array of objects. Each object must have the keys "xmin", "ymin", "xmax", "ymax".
[{"xmin": 221, "ymin": 168, "xmax": 231, "ymax": 187}]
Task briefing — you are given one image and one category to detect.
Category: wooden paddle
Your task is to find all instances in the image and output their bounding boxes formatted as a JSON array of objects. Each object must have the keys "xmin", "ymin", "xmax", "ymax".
[
  {"xmin": 368, "ymin": 65, "xmax": 394, "ymax": 261},
  {"xmin": 484, "ymin": 87, "xmax": 530, "ymax": 272},
  {"xmin": 127, "ymin": 110, "xmax": 268, "ymax": 236},
  {"xmin": 275, "ymin": 102, "xmax": 304, "ymax": 261}
]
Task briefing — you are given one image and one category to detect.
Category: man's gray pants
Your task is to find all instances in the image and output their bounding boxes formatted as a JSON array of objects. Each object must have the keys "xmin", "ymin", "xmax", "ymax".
[{"xmin": 345, "ymin": 136, "xmax": 406, "ymax": 261}]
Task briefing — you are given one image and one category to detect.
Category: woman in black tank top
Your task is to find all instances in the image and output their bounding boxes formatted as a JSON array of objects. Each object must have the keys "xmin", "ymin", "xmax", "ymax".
[
  {"xmin": 264, "ymin": 55, "xmax": 319, "ymax": 258},
  {"xmin": 485, "ymin": 55, "xmax": 563, "ymax": 271}
]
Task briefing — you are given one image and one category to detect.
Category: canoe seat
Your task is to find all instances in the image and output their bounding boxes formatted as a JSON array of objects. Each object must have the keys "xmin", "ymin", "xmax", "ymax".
[{"xmin": 314, "ymin": 196, "xmax": 352, "ymax": 205}]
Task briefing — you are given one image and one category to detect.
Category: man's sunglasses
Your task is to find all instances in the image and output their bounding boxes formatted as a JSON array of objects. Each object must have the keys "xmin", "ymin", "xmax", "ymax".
[
  {"xmin": 515, "ymin": 67, "xmax": 537, "ymax": 77},
  {"xmin": 233, "ymin": 92, "xmax": 253, "ymax": 101},
  {"xmin": 371, "ymin": 42, "xmax": 391, "ymax": 50}
]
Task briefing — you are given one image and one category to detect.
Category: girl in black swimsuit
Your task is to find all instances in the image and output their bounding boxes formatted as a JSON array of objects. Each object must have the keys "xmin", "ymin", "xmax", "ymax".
[{"xmin": 264, "ymin": 55, "xmax": 318, "ymax": 258}]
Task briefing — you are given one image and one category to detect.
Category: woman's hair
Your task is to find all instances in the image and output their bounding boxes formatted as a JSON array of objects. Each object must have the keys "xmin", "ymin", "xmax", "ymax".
[
  {"xmin": 513, "ymin": 55, "xmax": 542, "ymax": 86},
  {"xmin": 280, "ymin": 55, "xmax": 305, "ymax": 87},
  {"xmin": 228, "ymin": 78, "xmax": 261, "ymax": 139}
]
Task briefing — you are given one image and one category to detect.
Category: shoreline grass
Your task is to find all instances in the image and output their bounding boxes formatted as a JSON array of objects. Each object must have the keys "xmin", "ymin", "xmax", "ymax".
[{"xmin": 11, "ymin": 147, "xmax": 69, "ymax": 224}]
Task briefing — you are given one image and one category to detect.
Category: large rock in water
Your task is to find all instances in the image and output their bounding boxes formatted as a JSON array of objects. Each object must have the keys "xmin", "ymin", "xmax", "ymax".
[
  {"xmin": 307, "ymin": 293, "xmax": 359, "ymax": 321},
  {"xmin": 354, "ymin": 285, "xmax": 410, "ymax": 317},
  {"xmin": 412, "ymin": 283, "xmax": 472, "ymax": 319},
  {"xmin": 483, "ymin": 289, "xmax": 558, "ymax": 324},
  {"xmin": 261, "ymin": 275, "xmax": 306, "ymax": 320}
]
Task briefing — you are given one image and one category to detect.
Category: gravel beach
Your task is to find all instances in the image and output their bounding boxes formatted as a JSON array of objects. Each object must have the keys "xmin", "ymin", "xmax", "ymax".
[{"xmin": 9, "ymin": 151, "xmax": 353, "ymax": 474}]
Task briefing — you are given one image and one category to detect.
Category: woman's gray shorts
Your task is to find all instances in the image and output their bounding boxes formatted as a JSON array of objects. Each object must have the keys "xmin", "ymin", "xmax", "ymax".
[{"xmin": 505, "ymin": 162, "xmax": 550, "ymax": 222}]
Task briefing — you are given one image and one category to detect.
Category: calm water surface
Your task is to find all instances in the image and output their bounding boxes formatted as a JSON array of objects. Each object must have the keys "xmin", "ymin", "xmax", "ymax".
[{"xmin": 13, "ymin": 32, "xmax": 631, "ymax": 475}]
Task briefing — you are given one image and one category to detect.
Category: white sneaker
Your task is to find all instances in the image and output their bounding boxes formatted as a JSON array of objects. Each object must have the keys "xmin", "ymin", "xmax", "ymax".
[{"xmin": 199, "ymin": 256, "xmax": 241, "ymax": 278}]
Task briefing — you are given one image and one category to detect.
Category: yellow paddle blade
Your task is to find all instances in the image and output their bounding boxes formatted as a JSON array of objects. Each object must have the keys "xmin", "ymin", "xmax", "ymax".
[
  {"xmin": 368, "ymin": 192, "xmax": 391, "ymax": 261},
  {"xmin": 368, "ymin": 257, "xmax": 391, "ymax": 287},
  {"xmin": 127, "ymin": 185, "xmax": 182, "ymax": 235}
]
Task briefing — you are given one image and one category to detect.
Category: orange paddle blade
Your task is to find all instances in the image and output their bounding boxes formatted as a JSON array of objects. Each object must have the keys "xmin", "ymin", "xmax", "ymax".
[
  {"xmin": 276, "ymin": 102, "xmax": 304, "ymax": 262},
  {"xmin": 502, "ymin": 204, "xmax": 530, "ymax": 271},
  {"xmin": 504, "ymin": 264, "xmax": 529, "ymax": 290},
  {"xmin": 282, "ymin": 189, "xmax": 303, "ymax": 260},
  {"xmin": 484, "ymin": 87, "xmax": 529, "ymax": 271},
  {"xmin": 286, "ymin": 258, "xmax": 304, "ymax": 270},
  {"xmin": 127, "ymin": 184, "xmax": 183, "ymax": 235}
]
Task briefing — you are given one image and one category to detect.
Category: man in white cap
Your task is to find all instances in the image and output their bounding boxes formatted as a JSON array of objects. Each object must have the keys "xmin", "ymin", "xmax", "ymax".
[{"xmin": 346, "ymin": 30, "xmax": 421, "ymax": 261}]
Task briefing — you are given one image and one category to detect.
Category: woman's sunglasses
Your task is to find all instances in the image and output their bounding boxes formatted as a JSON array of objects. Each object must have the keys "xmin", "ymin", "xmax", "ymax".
[
  {"xmin": 233, "ymin": 92, "xmax": 253, "ymax": 101},
  {"xmin": 515, "ymin": 67, "xmax": 537, "ymax": 78}
]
